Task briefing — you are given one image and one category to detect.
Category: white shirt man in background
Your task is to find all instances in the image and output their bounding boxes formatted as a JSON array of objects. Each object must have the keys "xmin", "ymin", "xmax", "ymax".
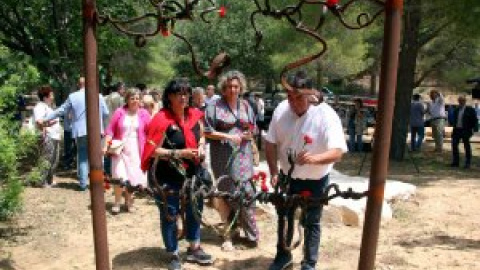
[{"xmin": 204, "ymin": 84, "xmax": 220, "ymax": 106}]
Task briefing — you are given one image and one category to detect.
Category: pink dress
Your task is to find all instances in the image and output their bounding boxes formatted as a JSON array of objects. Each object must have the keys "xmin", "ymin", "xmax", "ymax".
[{"xmin": 111, "ymin": 114, "xmax": 147, "ymax": 187}]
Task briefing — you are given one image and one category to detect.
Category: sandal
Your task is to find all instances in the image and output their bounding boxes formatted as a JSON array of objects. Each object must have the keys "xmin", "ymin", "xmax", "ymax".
[
  {"xmin": 111, "ymin": 204, "xmax": 121, "ymax": 214},
  {"xmin": 221, "ymin": 240, "xmax": 235, "ymax": 252}
]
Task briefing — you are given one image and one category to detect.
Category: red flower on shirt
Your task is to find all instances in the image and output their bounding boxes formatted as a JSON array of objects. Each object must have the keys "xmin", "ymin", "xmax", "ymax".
[{"xmin": 303, "ymin": 134, "xmax": 313, "ymax": 145}]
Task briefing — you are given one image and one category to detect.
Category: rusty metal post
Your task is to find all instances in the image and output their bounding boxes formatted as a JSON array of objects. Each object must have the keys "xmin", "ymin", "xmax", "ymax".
[
  {"xmin": 358, "ymin": 0, "xmax": 403, "ymax": 269},
  {"xmin": 83, "ymin": 0, "xmax": 110, "ymax": 269}
]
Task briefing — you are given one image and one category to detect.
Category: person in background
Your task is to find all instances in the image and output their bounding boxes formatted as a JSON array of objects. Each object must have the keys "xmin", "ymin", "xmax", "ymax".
[
  {"xmin": 103, "ymin": 88, "xmax": 151, "ymax": 214},
  {"xmin": 265, "ymin": 70, "xmax": 347, "ymax": 270},
  {"xmin": 150, "ymin": 89, "xmax": 163, "ymax": 109},
  {"xmin": 33, "ymin": 85, "xmax": 62, "ymax": 187},
  {"xmin": 410, "ymin": 94, "xmax": 426, "ymax": 151},
  {"xmin": 140, "ymin": 78, "xmax": 213, "ymax": 270},
  {"xmin": 43, "ymin": 77, "xmax": 109, "ymax": 191},
  {"xmin": 427, "ymin": 90, "xmax": 446, "ymax": 152},
  {"xmin": 192, "ymin": 87, "xmax": 206, "ymax": 110},
  {"xmin": 255, "ymin": 93, "xmax": 265, "ymax": 123},
  {"xmin": 105, "ymin": 82, "xmax": 126, "ymax": 125},
  {"xmin": 142, "ymin": 94, "xmax": 160, "ymax": 116},
  {"xmin": 347, "ymin": 98, "xmax": 366, "ymax": 152},
  {"xmin": 448, "ymin": 95, "xmax": 478, "ymax": 169},
  {"xmin": 204, "ymin": 84, "xmax": 220, "ymax": 106},
  {"xmin": 204, "ymin": 70, "xmax": 259, "ymax": 251},
  {"xmin": 62, "ymin": 103, "xmax": 76, "ymax": 170},
  {"xmin": 104, "ymin": 82, "xmax": 126, "ymax": 178}
]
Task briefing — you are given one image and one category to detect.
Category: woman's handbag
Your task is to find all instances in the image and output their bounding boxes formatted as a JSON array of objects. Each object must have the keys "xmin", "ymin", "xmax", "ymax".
[
  {"xmin": 251, "ymin": 140, "xmax": 260, "ymax": 166},
  {"xmin": 107, "ymin": 139, "xmax": 125, "ymax": 155}
]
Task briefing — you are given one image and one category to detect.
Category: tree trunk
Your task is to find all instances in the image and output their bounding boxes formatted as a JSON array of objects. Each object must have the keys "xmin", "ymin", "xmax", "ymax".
[{"xmin": 390, "ymin": 0, "xmax": 422, "ymax": 161}]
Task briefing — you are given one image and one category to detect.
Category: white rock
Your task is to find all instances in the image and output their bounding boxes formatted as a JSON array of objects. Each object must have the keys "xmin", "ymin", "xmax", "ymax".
[{"xmin": 253, "ymin": 163, "xmax": 413, "ymax": 226}]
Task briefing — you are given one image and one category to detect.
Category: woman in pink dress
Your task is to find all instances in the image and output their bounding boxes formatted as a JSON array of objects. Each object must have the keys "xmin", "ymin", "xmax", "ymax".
[{"xmin": 103, "ymin": 88, "xmax": 151, "ymax": 214}]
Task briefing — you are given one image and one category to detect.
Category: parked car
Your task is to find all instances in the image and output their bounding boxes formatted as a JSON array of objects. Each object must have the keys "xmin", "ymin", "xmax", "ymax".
[
  {"xmin": 321, "ymin": 86, "xmax": 335, "ymax": 102},
  {"xmin": 260, "ymin": 91, "xmax": 286, "ymax": 130}
]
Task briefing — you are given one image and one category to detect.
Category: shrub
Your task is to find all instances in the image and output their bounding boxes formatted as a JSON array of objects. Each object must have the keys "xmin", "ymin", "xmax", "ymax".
[{"xmin": 0, "ymin": 118, "xmax": 24, "ymax": 221}]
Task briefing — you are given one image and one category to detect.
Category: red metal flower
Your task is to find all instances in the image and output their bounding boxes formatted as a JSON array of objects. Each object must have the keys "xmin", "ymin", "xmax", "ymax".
[
  {"xmin": 161, "ymin": 27, "xmax": 169, "ymax": 37},
  {"xmin": 258, "ymin": 171, "xmax": 267, "ymax": 180},
  {"xmin": 261, "ymin": 179, "xmax": 268, "ymax": 192},
  {"xmin": 299, "ymin": 190, "xmax": 312, "ymax": 198},
  {"xmin": 252, "ymin": 173, "xmax": 259, "ymax": 181},
  {"xmin": 219, "ymin": 6, "xmax": 226, "ymax": 18},
  {"xmin": 326, "ymin": 0, "xmax": 339, "ymax": 8}
]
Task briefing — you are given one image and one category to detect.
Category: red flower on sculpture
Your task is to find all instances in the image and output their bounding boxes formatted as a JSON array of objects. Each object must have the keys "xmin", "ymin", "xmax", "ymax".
[
  {"xmin": 252, "ymin": 173, "xmax": 259, "ymax": 181},
  {"xmin": 258, "ymin": 171, "xmax": 267, "ymax": 180},
  {"xmin": 299, "ymin": 190, "xmax": 312, "ymax": 198},
  {"xmin": 326, "ymin": 0, "xmax": 339, "ymax": 8},
  {"xmin": 219, "ymin": 6, "xmax": 226, "ymax": 18},
  {"xmin": 161, "ymin": 27, "xmax": 169, "ymax": 37},
  {"xmin": 261, "ymin": 179, "xmax": 268, "ymax": 192}
]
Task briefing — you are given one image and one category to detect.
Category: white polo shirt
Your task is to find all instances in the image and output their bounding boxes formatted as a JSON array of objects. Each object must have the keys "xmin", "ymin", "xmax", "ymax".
[
  {"xmin": 265, "ymin": 100, "xmax": 347, "ymax": 180},
  {"xmin": 33, "ymin": 102, "xmax": 62, "ymax": 140}
]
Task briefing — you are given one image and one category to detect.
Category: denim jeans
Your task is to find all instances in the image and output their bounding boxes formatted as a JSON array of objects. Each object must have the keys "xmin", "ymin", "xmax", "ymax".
[
  {"xmin": 410, "ymin": 126, "xmax": 425, "ymax": 151},
  {"xmin": 348, "ymin": 126, "xmax": 363, "ymax": 152},
  {"xmin": 76, "ymin": 135, "xmax": 89, "ymax": 188},
  {"xmin": 155, "ymin": 183, "xmax": 203, "ymax": 253},
  {"xmin": 275, "ymin": 175, "xmax": 329, "ymax": 268}
]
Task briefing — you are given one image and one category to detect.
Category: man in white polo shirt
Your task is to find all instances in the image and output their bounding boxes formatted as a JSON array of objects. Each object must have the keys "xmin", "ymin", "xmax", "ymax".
[{"xmin": 265, "ymin": 71, "xmax": 347, "ymax": 270}]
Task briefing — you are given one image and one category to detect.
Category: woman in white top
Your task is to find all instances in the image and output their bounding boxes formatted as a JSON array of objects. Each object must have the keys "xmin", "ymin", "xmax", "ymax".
[{"xmin": 33, "ymin": 85, "xmax": 62, "ymax": 187}]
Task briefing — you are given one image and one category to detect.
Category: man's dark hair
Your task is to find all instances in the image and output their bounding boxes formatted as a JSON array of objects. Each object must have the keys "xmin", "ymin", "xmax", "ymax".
[
  {"xmin": 136, "ymin": 83, "xmax": 147, "ymax": 91},
  {"xmin": 115, "ymin": 82, "xmax": 125, "ymax": 91},
  {"xmin": 287, "ymin": 70, "xmax": 313, "ymax": 89},
  {"xmin": 412, "ymin": 94, "xmax": 421, "ymax": 101}
]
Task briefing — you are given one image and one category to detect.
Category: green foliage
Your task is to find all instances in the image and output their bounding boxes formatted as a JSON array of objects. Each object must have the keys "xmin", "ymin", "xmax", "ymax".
[{"xmin": 0, "ymin": 118, "xmax": 24, "ymax": 221}]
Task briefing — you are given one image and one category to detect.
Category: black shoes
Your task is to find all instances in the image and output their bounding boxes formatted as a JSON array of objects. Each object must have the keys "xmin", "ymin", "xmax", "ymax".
[
  {"xmin": 268, "ymin": 253, "xmax": 293, "ymax": 270},
  {"xmin": 185, "ymin": 247, "xmax": 213, "ymax": 265},
  {"xmin": 168, "ymin": 255, "xmax": 182, "ymax": 270}
]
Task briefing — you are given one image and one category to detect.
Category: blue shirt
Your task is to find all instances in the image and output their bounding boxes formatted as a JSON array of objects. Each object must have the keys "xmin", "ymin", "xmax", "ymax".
[{"xmin": 45, "ymin": 89, "xmax": 109, "ymax": 138}]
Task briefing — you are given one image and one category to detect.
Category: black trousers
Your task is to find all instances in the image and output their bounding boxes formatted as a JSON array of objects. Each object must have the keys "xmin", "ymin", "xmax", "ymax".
[{"xmin": 451, "ymin": 128, "xmax": 472, "ymax": 166}]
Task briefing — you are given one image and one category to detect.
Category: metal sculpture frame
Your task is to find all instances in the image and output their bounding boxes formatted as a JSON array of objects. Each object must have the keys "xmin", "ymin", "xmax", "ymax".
[{"xmin": 81, "ymin": 0, "xmax": 404, "ymax": 269}]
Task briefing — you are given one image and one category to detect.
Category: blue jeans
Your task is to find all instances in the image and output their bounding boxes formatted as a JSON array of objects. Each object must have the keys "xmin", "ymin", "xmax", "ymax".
[
  {"xmin": 275, "ymin": 175, "xmax": 329, "ymax": 268},
  {"xmin": 155, "ymin": 183, "xmax": 203, "ymax": 253},
  {"xmin": 76, "ymin": 136, "xmax": 89, "ymax": 188},
  {"xmin": 348, "ymin": 126, "xmax": 363, "ymax": 152},
  {"xmin": 410, "ymin": 126, "xmax": 425, "ymax": 151}
]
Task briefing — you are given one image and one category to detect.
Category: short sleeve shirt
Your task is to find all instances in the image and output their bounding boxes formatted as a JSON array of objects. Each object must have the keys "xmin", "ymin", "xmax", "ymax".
[
  {"xmin": 33, "ymin": 102, "xmax": 62, "ymax": 140},
  {"xmin": 265, "ymin": 100, "xmax": 347, "ymax": 180}
]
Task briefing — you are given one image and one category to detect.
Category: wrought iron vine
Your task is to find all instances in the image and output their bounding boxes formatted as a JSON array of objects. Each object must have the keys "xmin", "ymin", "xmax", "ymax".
[{"xmin": 98, "ymin": 0, "xmax": 386, "ymax": 85}]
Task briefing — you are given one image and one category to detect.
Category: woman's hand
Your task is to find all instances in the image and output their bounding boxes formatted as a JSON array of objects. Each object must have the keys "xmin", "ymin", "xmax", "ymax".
[
  {"xmin": 178, "ymin": 148, "xmax": 199, "ymax": 159},
  {"xmin": 228, "ymin": 134, "xmax": 242, "ymax": 145},
  {"xmin": 102, "ymin": 146, "xmax": 108, "ymax": 156},
  {"xmin": 241, "ymin": 131, "xmax": 253, "ymax": 141}
]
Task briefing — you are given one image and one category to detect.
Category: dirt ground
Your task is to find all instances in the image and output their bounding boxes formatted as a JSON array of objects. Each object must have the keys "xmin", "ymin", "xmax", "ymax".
[{"xmin": 1, "ymin": 141, "xmax": 480, "ymax": 270}]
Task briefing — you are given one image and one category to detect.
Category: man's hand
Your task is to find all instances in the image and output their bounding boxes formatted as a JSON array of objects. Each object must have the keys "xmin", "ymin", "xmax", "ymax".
[
  {"xmin": 296, "ymin": 150, "xmax": 317, "ymax": 165},
  {"xmin": 270, "ymin": 173, "xmax": 279, "ymax": 188}
]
